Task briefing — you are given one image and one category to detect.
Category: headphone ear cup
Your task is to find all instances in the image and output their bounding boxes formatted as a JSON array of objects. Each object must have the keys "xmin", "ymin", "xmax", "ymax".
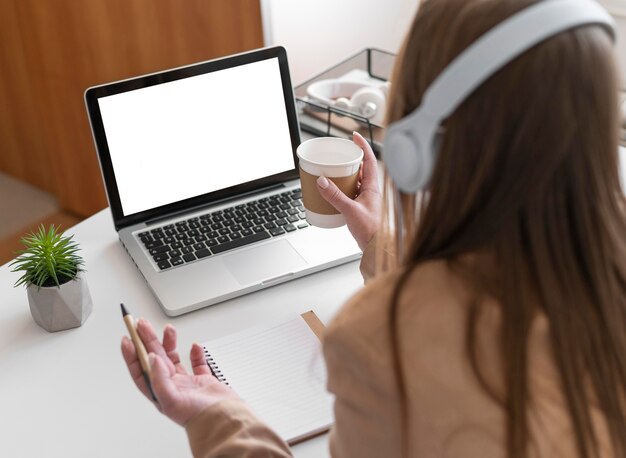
[
  {"xmin": 334, "ymin": 97, "xmax": 352, "ymax": 112},
  {"xmin": 350, "ymin": 87, "xmax": 386, "ymax": 125},
  {"xmin": 383, "ymin": 122, "xmax": 436, "ymax": 193}
]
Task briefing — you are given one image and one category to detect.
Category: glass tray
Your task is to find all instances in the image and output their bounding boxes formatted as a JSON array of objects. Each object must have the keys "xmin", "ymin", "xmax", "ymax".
[{"xmin": 294, "ymin": 48, "xmax": 396, "ymax": 157}]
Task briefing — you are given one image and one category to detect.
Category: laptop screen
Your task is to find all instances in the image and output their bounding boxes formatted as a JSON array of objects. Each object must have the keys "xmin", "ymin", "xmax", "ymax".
[
  {"xmin": 96, "ymin": 57, "xmax": 296, "ymax": 217},
  {"xmin": 85, "ymin": 46, "xmax": 300, "ymax": 230}
]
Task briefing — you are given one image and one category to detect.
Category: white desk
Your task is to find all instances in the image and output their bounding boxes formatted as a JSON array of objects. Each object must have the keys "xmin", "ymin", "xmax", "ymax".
[{"xmin": 0, "ymin": 208, "xmax": 364, "ymax": 458}]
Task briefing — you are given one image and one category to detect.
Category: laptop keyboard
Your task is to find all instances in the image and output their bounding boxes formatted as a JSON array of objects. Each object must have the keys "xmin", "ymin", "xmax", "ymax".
[{"xmin": 136, "ymin": 188, "xmax": 309, "ymax": 270}]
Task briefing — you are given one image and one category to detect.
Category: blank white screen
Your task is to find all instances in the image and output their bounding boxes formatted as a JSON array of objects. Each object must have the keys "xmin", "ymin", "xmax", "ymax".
[{"xmin": 98, "ymin": 57, "xmax": 295, "ymax": 216}]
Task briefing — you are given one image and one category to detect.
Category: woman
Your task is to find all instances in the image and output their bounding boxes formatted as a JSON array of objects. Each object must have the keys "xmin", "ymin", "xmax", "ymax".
[{"xmin": 122, "ymin": 0, "xmax": 626, "ymax": 456}]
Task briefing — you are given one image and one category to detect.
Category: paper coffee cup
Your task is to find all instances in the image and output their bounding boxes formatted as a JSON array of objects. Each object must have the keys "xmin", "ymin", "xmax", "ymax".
[{"xmin": 297, "ymin": 137, "xmax": 363, "ymax": 228}]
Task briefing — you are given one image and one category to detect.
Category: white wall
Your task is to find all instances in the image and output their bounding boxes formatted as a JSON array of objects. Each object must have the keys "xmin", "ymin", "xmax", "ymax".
[
  {"xmin": 598, "ymin": 0, "xmax": 626, "ymax": 88},
  {"xmin": 260, "ymin": 0, "xmax": 419, "ymax": 86},
  {"xmin": 599, "ymin": 0, "xmax": 626, "ymax": 16},
  {"xmin": 615, "ymin": 17, "xmax": 626, "ymax": 89},
  {"xmin": 262, "ymin": 0, "xmax": 625, "ymax": 89}
]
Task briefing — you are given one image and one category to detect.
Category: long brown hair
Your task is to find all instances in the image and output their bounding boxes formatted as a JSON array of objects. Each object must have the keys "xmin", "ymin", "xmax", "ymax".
[{"xmin": 379, "ymin": 0, "xmax": 626, "ymax": 456}]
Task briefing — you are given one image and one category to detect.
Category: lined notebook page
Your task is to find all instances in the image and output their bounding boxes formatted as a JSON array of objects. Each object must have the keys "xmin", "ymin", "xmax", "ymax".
[{"xmin": 201, "ymin": 314, "xmax": 334, "ymax": 444}]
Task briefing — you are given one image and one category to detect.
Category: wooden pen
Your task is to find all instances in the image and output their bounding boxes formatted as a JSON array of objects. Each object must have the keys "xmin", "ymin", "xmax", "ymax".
[{"xmin": 121, "ymin": 303, "xmax": 158, "ymax": 402}]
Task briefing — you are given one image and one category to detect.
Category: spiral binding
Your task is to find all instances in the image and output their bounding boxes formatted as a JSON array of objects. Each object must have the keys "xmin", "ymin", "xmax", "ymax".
[{"xmin": 203, "ymin": 347, "xmax": 230, "ymax": 386}]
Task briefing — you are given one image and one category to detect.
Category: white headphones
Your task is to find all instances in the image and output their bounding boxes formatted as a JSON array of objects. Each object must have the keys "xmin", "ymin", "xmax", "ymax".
[
  {"xmin": 306, "ymin": 79, "xmax": 389, "ymax": 125},
  {"xmin": 383, "ymin": 0, "xmax": 615, "ymax": 193}
]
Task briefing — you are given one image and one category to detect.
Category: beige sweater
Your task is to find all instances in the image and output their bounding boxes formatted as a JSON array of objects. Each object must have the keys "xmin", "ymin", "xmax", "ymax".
[{"xmin": 185, "ymin": 244, "xmax": 612, "ymax": 457}]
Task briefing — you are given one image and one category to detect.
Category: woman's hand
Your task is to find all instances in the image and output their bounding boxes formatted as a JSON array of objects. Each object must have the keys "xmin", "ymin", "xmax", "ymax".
[
  {"xmin": 121, "ymin": 319, "xmax": 238, "ymax": 426},
  {"xmin": 316, "ymin": 132, "xmax": 381, "ymax": 250}
]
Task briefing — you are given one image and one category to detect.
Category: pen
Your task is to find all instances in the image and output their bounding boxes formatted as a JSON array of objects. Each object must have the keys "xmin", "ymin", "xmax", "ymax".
[{"xmin": 121, "ymin": 303, "xmax": 158, "ymax": 402}]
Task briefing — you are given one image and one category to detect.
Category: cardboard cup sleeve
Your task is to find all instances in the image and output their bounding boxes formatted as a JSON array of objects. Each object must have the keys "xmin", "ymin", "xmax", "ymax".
[{"xmin": 299, "ymin": 167, "xmax": 360, "ymax": 215}]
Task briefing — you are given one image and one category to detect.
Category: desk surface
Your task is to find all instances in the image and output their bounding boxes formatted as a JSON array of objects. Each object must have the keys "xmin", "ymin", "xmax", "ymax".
[
  {"xmin": 0, "ymin": 208, "xmax": 364, "ymax": 458},
  {"xmin": 4, "ymin": 146, "xmax": 624, "ymax": 458}
]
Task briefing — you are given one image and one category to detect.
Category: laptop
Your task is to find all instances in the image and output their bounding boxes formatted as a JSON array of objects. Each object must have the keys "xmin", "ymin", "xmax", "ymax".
[{"xmin": 85, "ymin": 46, "xmax": 361, "ymax": 316}]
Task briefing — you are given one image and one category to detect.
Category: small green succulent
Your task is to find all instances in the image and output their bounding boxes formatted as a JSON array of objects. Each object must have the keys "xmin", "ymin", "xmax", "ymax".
[{"xmin": 10, "ymin": 225, "xmax": 85, "ymax": 288}]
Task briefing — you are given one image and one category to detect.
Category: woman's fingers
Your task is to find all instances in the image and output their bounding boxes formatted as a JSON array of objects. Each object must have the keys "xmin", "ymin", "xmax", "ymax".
[
  {"xmin": 163, "ymin": 325, "xmax": 187, "ymax": 375},
  {"xmin": 121, "ymin": 336, "xmax": 152, "ymax": 399},
  {"xmin": 136, "ymin": 319, "xmax": 176, "ymax": 375},
  {"xmin": 149, "ymin": 353, "xmax": 178, "ymax": 408},
  {"xmin": 190, "ymin": 343, "xmax": 212, "ymax": 376}
]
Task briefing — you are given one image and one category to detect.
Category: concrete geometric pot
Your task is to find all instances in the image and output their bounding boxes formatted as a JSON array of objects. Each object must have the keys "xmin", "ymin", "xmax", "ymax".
[{"xmin": 26, "ymin": 272, "xmax": 93, "ymax": 332}]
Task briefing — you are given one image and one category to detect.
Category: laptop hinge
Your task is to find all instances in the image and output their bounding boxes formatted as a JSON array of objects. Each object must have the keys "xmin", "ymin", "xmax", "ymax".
[{"xmin": 144, "ymin": 183, "xmax": 286, "ymax": 227}]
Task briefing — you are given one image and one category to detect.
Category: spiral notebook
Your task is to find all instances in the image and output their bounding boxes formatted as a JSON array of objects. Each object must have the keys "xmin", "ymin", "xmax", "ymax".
[{"xmin": 201, "ymin": 311, "xmax": 334, "ymax": 445}]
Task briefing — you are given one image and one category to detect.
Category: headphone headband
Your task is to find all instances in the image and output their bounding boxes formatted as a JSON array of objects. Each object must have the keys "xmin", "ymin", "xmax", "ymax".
[
  {"xmin": 307, "ymin": 80, "xmax": 377, "ymax": 102},
  {"xmin": 423, "ymin": 0, "xmax": 615, "ymax": 121},
  {"xmin": 383, "ymin": 0, "xmax": 616, "ymax": 193}
]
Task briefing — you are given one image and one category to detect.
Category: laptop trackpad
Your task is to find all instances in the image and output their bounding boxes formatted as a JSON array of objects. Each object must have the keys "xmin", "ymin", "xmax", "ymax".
[{"xmin": 223, "ymin": 240, "xmax": 307, "ymax": 285}]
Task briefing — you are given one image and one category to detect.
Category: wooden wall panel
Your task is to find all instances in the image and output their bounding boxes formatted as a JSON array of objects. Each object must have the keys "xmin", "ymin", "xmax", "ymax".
[
  {"xmin": 0, "ymin": 0, "xmax": 53, "ymax": 194},
  {"xmin": 1, "ymin": 0, "xmax": 263, "ymax": 217}
]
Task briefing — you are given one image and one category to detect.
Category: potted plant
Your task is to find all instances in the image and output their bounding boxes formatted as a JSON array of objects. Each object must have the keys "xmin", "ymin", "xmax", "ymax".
[{"xmin": 10, "ymin": 225, "xmax": 93, "ymax": 332}]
